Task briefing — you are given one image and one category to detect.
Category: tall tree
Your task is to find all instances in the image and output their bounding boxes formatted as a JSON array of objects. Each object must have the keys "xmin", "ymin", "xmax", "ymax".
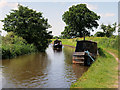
[
  {"xmin": 62, "ymin": 4, "xmax": 100, "ymax": 40},
  {"xmin": 1, "ymin": 4, "xmax": 52, "ymax": 52},
  {"xmin": 101, "ymin": 23, "xmax": 117, "ymax": 37}
]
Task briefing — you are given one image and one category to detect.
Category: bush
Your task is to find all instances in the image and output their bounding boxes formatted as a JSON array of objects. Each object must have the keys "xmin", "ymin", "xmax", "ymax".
[
  {"xmin": 1, "ymin": 32, "xmax": 37, "ymax": 59},
  {"xmin": 98, "ymin": 36, "xmax": 118, "ymax": 50},
  {"xmin": 98, "ymin": 48, "xmax": 106, "ymax": 57}
]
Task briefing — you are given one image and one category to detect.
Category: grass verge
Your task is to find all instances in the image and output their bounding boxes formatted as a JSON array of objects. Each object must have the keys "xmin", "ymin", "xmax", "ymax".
[{"xmin": 71, "ymin": 50, "xmax": 118, "ymax": 88}]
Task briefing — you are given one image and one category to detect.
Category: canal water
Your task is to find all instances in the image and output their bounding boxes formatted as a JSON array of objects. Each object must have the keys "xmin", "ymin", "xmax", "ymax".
[{"xmin": 2, "ymin": 44, "xmax": 88, "ymax": 88}]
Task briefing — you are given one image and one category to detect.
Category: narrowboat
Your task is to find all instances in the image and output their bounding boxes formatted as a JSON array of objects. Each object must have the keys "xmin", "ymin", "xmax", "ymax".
[
  {"xmin": 72, "ymin": 40, "xmax": 97, "ymax": 66},
  {"xmin": 53, "ymin": 39, "xmax": 62, "ymax": 50}
]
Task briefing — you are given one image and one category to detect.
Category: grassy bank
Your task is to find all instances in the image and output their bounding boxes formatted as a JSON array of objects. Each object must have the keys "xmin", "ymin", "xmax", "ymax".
[
  {"xmin": 71, "ymin": 50, "xmax": 118, "ymax": 88},
  {"xmin": 52, "ymin": 36, "xmax": 118, "ymax": 88}
]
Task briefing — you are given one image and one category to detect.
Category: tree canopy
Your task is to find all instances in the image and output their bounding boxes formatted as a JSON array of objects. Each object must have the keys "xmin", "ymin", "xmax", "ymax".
[
  {"xmin": 94, "ymin": 31, "xmax": 105, "ymax": 37},
  {"xmin": 100, "ymin": 23, "xmax": 117, "ymax": 37},
  {"xmin": 1, "ymin": 4, "xmax": 52, "ymax": 52},
  {"xmin": 94, "ymin": 23, "xmax": 117, "ymax": 37},
  {"xmin": 62, "ymin": 4, "xmax": 100, "ymax": 40}
]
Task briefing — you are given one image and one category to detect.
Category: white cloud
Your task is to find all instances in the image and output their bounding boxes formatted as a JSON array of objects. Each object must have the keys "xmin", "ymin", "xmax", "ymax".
[
  {"xmin": 86, "ymin": 3, "xmax": 98, "ymax": 10},
  {"xmin": 66, "ymin": 3, "xmax": 98, "ymax": 13},
  {"xmin": 0, "ymin": 0, "xmax": 7, "ymax": 8},
  {"xmin": 77, "ymin": 3, "xmax": 98, "ymax": 10},
  {"xmin": 98, "ymin": 13, "xmax": 115, "ymax": 17},
  {"xmin": 0, "ymin": 0, "xmax": 18, "ymax": 9},
  {"xmin": 0, "ymin": 22, "xmax": 7, "ymax": 36},
  {"xmin": 105, "ymin": 13, "xmax": 115, "ymax": 17}
]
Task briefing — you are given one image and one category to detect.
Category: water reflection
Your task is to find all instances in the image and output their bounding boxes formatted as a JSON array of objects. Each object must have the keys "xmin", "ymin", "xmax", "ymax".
[
  {"xmin": 2, "ymin": 53, "xmax": 51, "ymax": 88},
  {"xmin": 63, "ymin": 46, "xmax": 88, "ymax": 84},
  {"xmin": 2, "ymin": 45, "xmax": 88, "ymax": 88}
]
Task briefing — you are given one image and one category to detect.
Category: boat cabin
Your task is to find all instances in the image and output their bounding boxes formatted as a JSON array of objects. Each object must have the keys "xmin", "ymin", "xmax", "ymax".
[
  {"xmin": 72, "ymin": 40, "xmax": 97, "ymax": 66},
  {"xmin": 53, "ymin": 39, "xmax": 62, "ymax": 50}
]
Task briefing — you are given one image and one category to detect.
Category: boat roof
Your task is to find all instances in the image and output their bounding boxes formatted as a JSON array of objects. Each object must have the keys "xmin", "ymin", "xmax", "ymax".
[{"xmin": 77, "ymin": 40, "xmax": 97, "ymax": 44}]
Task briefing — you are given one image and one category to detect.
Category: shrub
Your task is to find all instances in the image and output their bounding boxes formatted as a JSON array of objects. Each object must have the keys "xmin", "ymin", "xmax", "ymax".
[{"xmin": 1, "ymin": 32, "xmax": 37, "ymax": 59}]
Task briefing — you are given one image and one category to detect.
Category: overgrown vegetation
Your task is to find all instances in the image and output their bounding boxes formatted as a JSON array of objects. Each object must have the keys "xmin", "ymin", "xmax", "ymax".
[
  {"xmin": 1, "ymin": 32, "xmax": 37, "ymax": 59},
  {"xmin": 87, "ymin": 36, "xmax": 118, "ymax": 57}
]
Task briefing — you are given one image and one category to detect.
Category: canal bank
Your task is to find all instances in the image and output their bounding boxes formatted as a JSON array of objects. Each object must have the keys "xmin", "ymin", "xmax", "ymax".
[
  {"xmin": 61, "ymin": 44, "xmax": 118, "ymax": 88},
  {"xmin": 58, "ymin": 39, "xmax": 118, "ymax": 88},
  {"xmin": 70, "ymin": 50, "xmax": 118, "ymax": 88}
]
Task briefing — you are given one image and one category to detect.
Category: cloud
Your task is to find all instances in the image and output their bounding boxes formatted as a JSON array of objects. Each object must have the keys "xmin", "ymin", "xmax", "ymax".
[
  {"xmin": 67, "ymin": 3, "xmax": 98, "ymax": 11},
  {"xmin": 98, "ymin": 13, "xmax": 115, "ymax": 17},
  {"xmin": 0, "ymin": 0, "xmax": 18, "ymax": 9},
  {"xmin": 78, "ymin": 3, "xmax": 98, "ymax": 10},
  {"xmin": 105, "ymin": 13, "xmax": 115, "ymax": 17},
  {"xmin": 0, "ymin": 0, "xmax": 7, "ymax": 8},
  {"xmin": 86, "ymin": 3, "xmax": 98, "ymax": 10},
  {"xmin": 0, "ymin": 22, "xmax": 7, "ymax": 36}
]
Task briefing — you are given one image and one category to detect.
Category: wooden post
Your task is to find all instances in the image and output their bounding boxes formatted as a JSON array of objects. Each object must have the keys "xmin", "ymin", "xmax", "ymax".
[{"xmin": 84, "ymin": 32, "xmax": 85, "ymax": 41}]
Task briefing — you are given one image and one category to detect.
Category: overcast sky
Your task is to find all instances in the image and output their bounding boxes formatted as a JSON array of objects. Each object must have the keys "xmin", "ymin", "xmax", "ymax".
[{"xmin": 0, "ymin": 0, "xmax": 119, "ymax": 36}]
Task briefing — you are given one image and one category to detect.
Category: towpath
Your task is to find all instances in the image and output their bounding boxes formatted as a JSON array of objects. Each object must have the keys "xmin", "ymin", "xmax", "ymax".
[{"xmin": 103, "ymin": 49, "xmax": 119, "ymax": 89}]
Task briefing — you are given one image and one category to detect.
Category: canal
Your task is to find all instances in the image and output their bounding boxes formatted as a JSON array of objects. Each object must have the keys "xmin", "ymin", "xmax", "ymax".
[{"xmin": 2, "ymin": 44, "xmax": 88, "ymax": 88}]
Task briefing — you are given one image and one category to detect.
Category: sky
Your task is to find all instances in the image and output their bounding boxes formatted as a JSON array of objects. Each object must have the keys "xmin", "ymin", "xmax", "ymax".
[{"xmin": 0, "ymin": 0, "xmax": 119, "ymax": 36}]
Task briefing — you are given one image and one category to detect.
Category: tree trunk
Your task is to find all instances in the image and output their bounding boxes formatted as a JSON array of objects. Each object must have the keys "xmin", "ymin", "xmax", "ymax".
[{"xmin": 84, "ymin": 32, "xmax": 85, "ymax": 41}]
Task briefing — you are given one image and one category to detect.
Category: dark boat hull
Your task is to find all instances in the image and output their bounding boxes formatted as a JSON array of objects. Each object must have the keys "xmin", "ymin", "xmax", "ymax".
[
  {"xmin": 72, "ymin": 40, "xmax": 97, "ymax": 66},
  {"xmin": 53, "ymin": 45, "xmax": 62, "ymax": 49}
]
